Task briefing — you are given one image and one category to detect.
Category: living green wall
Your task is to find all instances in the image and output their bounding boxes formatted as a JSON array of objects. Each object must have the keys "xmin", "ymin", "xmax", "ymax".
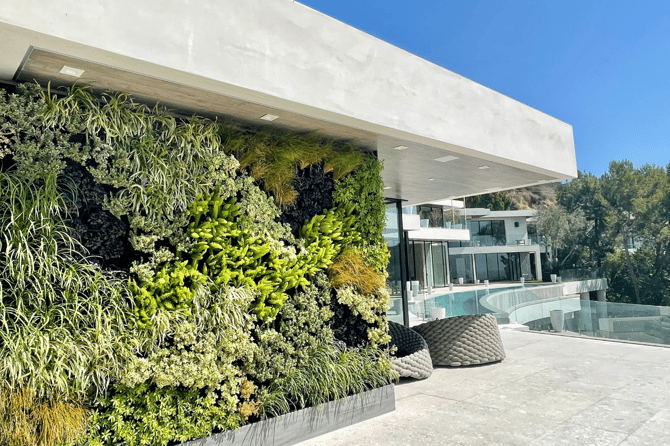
[{"xmin": 0, "ymin": 84, "xmax": 395, "ymax": 446}]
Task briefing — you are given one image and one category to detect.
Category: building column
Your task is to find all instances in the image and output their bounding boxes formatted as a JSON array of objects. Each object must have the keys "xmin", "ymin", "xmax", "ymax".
[
  {"xmin": 533, "ymin": 252, "xmax": 542, "ymax": 281},
  {"xmin": 471, "ymin": 253, "xmax": 477, "ymax": 283},
  {"xmin": 520, "ymin": 252, "xmax": 531, "ymax": 281},
  {"xmin": 445, "ymin": 242, "xmax": 451, "ymax": 286}
]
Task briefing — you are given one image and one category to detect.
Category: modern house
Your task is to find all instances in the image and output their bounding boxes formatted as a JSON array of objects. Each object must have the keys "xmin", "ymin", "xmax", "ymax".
[
  {"xmin": 394, "ymin": 202, "xmax": 543, "ymax": 291},
  {"xmin": 0, "ymin": 0, "xmax": 577, "ymax": 328}
]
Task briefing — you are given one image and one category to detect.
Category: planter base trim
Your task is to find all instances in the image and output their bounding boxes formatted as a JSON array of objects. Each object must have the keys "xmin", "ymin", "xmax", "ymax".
[{"xmin": 179, "ymin": 384, "xmax": 395, "ymax": 446}]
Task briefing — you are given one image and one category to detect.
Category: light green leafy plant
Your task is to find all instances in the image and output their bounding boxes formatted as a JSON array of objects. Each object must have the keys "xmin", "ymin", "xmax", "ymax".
[
  {"xmin": 129, "ymin": 261, "xmax": 207, "ymax": 328},
  {"xmin": 185, "ymin": 190, "xmax": 305, "ymax": 321},
  {"xmin": 89, "ymin": 286, "xmax": 256, "ymax": 446}
]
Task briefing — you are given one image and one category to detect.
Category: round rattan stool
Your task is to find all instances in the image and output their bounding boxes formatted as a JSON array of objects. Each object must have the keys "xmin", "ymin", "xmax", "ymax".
[
  {"xmin": 412, "ymin": 314, "xmax": 505, "ymax": 367},
  {"xmin": 389, "ymin": 321, "xmax": 433, "ymax": 379}
]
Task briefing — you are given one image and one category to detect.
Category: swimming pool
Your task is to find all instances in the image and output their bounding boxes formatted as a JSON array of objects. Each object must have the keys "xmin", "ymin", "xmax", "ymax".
[{"xmin": 419, "ymin": 284, "xmax": 544, "ymax": 318}]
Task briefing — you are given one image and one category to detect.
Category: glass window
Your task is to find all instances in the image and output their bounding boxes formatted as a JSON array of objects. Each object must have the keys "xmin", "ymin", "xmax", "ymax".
[
  {"xmin": 419, "ymin": 205, "xmax": 444, "ymax": 228},
  {"xmin": 528, "ymin": 224, "xmax": 538, "ymax": 244},
  {"xmin": 492, "ymin": 220, "xmax": 506, "ymax": 245},
  {"xmin": 479, "ymin": 221, "xmax": 492, "ymax": 236},
  {"xmin": 432, "ymin": 242, "xmax": 446, "ymax": 287},
  {"xmin": 407, "ymin": 240, "xmax": 416, "ymax": 281},
  {"xmin": 475, "ymin": 254, "xmax": 488, "ymax": 282},
  {"xmin": 450, "ymin": 254, "xmax": 473, "ymax": 283},
  {"xmin": 384, "ymin": 203, "xmax": 404, "ymax": 325},
  {"xmin": 469, "ymin": 221, "xmax": 479, "ymax": 237},
  {"xmin": 486, "ymin": 253, "xmax": 500, "ymax": 281},
  {"xmin": 412, "ymin": 242, "xmax": 426, "ymax": 289}
]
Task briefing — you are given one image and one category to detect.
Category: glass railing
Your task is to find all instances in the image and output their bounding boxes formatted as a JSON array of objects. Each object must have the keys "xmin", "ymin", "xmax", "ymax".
[
  {"xmin": 458, "ymin": 236, "xmax": 538, "ymax": 247},
  {"xmin": 403, "ymin": 206, "xmax": 468, "ymax": 229},
  {"xmin": 402, "ymin": 205, "xmax": 417, "ymax": 215},
  {"xmin": 558, "ymin": 267, "xmax": 603, "ymax": 281},
  {"xmin": 468, "ymin": 235, "xmax": 507, "ymax": 247},
  {"xmin": 526, "ymin": 300, "xmax": 670, "ymax": 346},
  {"xmin": 412, "ymin": 281, "xmax": 670, "ymax": 347},
  {"xmin": 408, "ymin": 284, "xmax": 546, "ymax": 324}
]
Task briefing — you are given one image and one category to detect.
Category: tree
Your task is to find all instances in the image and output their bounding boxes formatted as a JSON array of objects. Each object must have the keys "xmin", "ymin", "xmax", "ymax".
[
  {"xmin": 603, "ymin": 247, "xmax": 670, "ymax": 306},
  {"xmin": 558, "ymin": 170, "xmax": 611, "ymax": 267},
  {"xmin": 599, "ymin": 160, "xmax": 669, "ymax": 304},
  {"xmin": 536, "ymin": 205, "xmax": 587, "ymax": 269},
  {"xmin": 465, "ymin": 192, "xmax": 511, "ymax": 211}
]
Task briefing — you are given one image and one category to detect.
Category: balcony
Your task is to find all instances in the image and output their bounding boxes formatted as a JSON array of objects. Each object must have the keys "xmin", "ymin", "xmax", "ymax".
[{"xmin": 403, "ymin": 205, "xmax": 468, "ymax": 230}]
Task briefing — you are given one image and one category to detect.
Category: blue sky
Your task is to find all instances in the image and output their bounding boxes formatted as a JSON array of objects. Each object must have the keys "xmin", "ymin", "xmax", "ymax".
[{"xmin": 298, "ymin": 0, "xmax": 670, "ymax": 177}]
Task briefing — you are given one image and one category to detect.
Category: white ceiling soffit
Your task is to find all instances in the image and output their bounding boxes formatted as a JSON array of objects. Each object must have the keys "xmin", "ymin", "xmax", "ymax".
[{"xmin": 0, "ymin": 1, "xmax": 577, "ymax": 205}]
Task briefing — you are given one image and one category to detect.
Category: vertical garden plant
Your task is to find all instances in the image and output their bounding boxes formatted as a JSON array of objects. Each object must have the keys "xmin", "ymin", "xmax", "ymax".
[{"xmin": 0, "ymin": 82, "xmax": 395, "ymax": 446}]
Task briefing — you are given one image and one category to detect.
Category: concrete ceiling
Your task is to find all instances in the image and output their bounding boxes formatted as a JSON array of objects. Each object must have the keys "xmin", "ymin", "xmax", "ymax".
[
  {"xmin": 10, "ymin": 47, "xmax": 557, "ymax": 205},
  {"xmin": 1, "ymin": 6, "xmax": 574, "ymax": 206}
]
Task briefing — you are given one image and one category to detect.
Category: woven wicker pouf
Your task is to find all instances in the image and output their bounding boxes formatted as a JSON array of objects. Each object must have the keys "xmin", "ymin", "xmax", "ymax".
[
  {"xmin": 389, "ymin": 321, "xmax": 433, "ymax": 379},
  {"xmin": 412, "ymin": 314, "xmax": 505, "ymax": 367}
]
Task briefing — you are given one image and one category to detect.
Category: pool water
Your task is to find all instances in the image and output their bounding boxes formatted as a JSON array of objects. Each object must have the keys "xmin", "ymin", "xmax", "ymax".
[{"xmin": 421, "ymin": 285, "xmax": 541, "ymax": 318}]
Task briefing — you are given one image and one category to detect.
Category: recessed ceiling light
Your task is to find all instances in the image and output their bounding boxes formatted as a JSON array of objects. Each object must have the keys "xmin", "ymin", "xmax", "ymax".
[
  {"xmin": 478, "ymin": 165, "xmax": 490, "ymax": 170},
  {"xmin": 260, "ymin": 114, "xmax": 279, "ymax": 121},
  {"xmin": 435, "ymin": 155, "xmax": 459, "ymax": 163},
  {"xmin": 59, "ymin": 66, "xmax": 85, "ymax": 78},
  {"xmin": 428, "ymin": 178, "xmax": 434, "ymax": 181},
  {"xmin": 485, "ymin": 187, "xmax": 502, "ymax": 192},
  {"xmin": 393, "ymin": 145, "xmax": 408, "ymax": 151},
  {"xmin": 383, "ymin": 186, "xmax": 392, "ymax": 190}
]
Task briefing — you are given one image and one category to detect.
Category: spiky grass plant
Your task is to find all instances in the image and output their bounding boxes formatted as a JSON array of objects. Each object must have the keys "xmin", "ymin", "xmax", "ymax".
[
  {"xmin": 0, "ymin": 386, "xmax": 88, "ymax": 446},
  {"xmin": 328, "ymin": 248, "xmax": 386, "ymax": 295},
  {"xmin": 0, "ymin": 169, "xmax": 133, "ymax": 403},
  {"xmin": 219, "ymin": 125, "xmax": 363, "ymax": 207},
  {"xmin": 259, "ymin": 342, "xmax": 396, "ymax": 419},
  {"xmin": 39, "ymin": 84, "xmax": 239, "ymax": 255}
]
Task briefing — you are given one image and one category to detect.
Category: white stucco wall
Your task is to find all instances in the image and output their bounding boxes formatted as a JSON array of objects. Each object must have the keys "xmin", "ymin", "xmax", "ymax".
[
  {"xmin": 0, "ymin": 0, "xmax": 577, "ymax": 179},
  {"xmin": 503, "ymin": 218, "xmax": 529, "ymax": 245}
]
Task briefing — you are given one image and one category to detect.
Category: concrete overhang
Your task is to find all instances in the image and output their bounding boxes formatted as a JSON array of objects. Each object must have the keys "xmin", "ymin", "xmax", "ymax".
[
  {"xmin": 0, "ymin": 0, "xmax": 577, "ymax": 205},
  {"xmin": 462, "ymin": 208, "xmax": 493, "ymax": 218},
  {"xmin": 407, "ymin": 228, "xmax": 471, "ymax": 242},
  {"xmin": 474, "ymin": 210, "xmax": 538, "ymax": 219}
]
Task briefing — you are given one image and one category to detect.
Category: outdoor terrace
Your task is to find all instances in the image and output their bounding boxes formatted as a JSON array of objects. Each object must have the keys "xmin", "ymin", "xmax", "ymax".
[{"xmin": 296, "ymin": 329, "xmax": 670, "ymax": 446}]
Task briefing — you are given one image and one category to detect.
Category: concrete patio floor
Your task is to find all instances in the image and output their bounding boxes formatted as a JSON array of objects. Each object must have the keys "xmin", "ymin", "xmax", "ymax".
[{"xmin": 295, "ymin": 329, "xmax": 670, "ymax": 446}]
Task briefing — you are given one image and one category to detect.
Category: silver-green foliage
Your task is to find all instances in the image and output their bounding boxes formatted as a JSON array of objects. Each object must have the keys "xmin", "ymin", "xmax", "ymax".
[
  {"xmin": 250, "ymin": 272, "xmax": 334, "ymax": 383},
  {"xmin": 333, "ymin": 156, "xmax": 389, "ymax": 272}
]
